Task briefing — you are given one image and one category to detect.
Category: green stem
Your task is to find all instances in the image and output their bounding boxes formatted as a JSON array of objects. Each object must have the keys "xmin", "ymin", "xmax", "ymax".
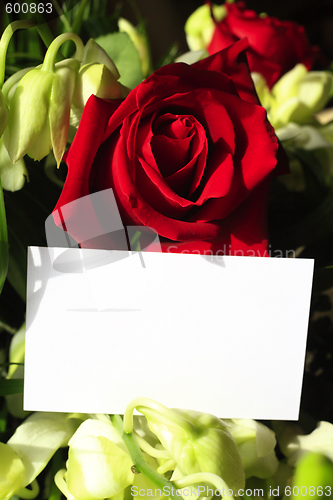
[
  {"xmin": 42, "ymin": 32, "xmax": 84, "ymax": 72},
  {"xmin": 122, "ymin": 431, "xmax": 179, "ymax": 500},
  {"xmin": 0, "ymin": 20, "xmax": 35, "ymax": 88},
  {"xmin": 123, "ymin": 397, "xmax": 197, "ymax": 436},
  {"xmin": 16, "ymin": 480, "xmax": 39, "ymax": 499},
  {"xmin": 133, "ymin": 431, "xmax": 171, "ymax": 459},
  {"xmin": 175, "ymin": 473, "xmax": 234, "ymax": 499}
]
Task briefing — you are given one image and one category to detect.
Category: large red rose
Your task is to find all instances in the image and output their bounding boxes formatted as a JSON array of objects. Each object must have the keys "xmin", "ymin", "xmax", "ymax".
[
  {"xmin": 54, "ymin": 39, "xmax": 287, "ymax": 257},
  {"xmin": 208, "ymin": 1, "xmax": 318, "ymax": 88}
]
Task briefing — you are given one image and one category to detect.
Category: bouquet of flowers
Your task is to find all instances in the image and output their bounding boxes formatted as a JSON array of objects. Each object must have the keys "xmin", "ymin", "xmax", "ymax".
[{"xmin": 0, "ymin": 1, "xmax": 333, "ymax": 499}]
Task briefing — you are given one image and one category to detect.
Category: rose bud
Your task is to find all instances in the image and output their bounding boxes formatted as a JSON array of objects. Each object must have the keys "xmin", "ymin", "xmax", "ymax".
[
  {"xmin": 186, "ymin": 1, "xmax": 319, "ymax": 88},
  {"xmin": 138, "ymin": 405, "xmax": 245, "ymax": 493},
  {"xmin": 223, "ymin": 419, "xmax": 279, "ymax": 478},
  {"xmin": 268, "ymin": 65, "xmax": 332, "ymax": 129}
]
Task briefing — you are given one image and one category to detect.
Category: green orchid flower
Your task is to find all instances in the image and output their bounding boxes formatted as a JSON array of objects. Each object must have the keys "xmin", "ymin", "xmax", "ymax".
[
  {"xmin": 224, "ymin": 419, "xmax": 279, "ymax": 479},
  {"xmin": 124, "ymin": 398, "xmax": 245, "ymax": 494}
]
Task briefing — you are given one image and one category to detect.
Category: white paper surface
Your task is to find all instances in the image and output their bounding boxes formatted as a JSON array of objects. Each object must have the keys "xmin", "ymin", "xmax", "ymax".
[{"xmin": 24, "ymin": 247, "xmax": 314, "ymax": 419}]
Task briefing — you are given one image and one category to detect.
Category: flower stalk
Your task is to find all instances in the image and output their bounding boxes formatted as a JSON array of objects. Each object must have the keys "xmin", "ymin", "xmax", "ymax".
[
  {"xmin": 0, "ymin": 20, "xmax": 36, "ymax": 88},
  {"xmin": 122, "ymin": 430, "xmax": 179, "ymax": 499},
  {"xmin": 42, "ymin": 33, "xmax": 84, "ymax": 73},
  {"xmin": 123, "ymin": 397, "xmax": 197, "ymax": 436}
]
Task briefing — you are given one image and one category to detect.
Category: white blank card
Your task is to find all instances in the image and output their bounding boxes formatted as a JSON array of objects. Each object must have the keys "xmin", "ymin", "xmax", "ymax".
[{"xmin": 24, "ymin": 247, "xmax": 314, "ymax": 419}]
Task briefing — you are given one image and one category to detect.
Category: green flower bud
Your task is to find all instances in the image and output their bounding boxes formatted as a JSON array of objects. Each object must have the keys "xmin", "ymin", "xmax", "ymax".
[
  {"xmin": 72, "ymin": 61, "xmax": 122, "ymax": 109},
  {"xmin": 224, "ymin": 419, "xmax": 279, "ymax": 479},
  {"xmin": 55, "ymin": 418, "xmax": 133, "ymax": 500},
  {"xmin": 0, "ymin": 89, "xmax": 8, "ymax": 137},
  {"xmin": 118, "ymin": 18, "xmax": 151, "ymax": 78},
  {"xmin": 0, "ymin": 443, "xmax": 25, "ymax": 500},
  {"xmin": 185, "ymin": 4, "xmax": 226, "ymax": 52},
  {"xmin": 268, "ymin": 64, "xmax": 332, "ymax": 129},
  {"xmin": 72, "ymin": 39, "xmax": 126, "ymax": 111},
  {"xmin": 4, "ymin": 58, "xmax": 78, "ymax": 167},
  {"xmin": 3, "ymin": 33, "xmax": 84, "ymax": 166},
  {"xmin": 290, "ymin": 453, "xmax": 333, "ymax": 499},
  {"xmin": 81, "ymin": 38, "xmax": 120, "ymax": 78},
  {"xmin": 138, "ymin": 404, "xmax": 245, "ymax": 492},
  {"xmin": 0, "ymin": 136, "xmax": 27, "ymax": 191}
]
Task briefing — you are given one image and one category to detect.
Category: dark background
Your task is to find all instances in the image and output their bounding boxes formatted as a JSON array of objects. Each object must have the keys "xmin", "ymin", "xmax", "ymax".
[{"xmin": 118, "ymin": 0, "xmax": 333, "ymax": 66}]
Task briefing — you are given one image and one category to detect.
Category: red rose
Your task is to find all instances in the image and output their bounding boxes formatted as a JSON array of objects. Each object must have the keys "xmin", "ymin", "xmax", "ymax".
[
  {"xmin": 54, "ymin": 39, "xmax": 287, "ymax": 257},
  {"xmin": 208, "ymin": 1, "xmax": 318, "ymax": 88}
]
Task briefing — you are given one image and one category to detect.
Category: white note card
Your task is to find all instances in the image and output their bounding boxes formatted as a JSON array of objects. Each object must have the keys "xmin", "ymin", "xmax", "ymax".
[{"xmin": 24, "ymin": 246, "xmax": 314, "ymax": 419}]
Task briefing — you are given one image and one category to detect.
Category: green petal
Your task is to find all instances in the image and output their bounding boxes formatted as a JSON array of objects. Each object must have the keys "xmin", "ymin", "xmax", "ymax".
[
  {"xmin": 7, "ymin": 413, "xmax": 77, "ymax": 487},
  {"xmin": 0, "ymin": 138, "xmax": 27, "ymax": 192},
  {"xmin": 68, "ymin": 417, "xmax": 128, "ymax": 453},
  {"xmin": 82, "ymin": 39, "xmax": 120, "ymax": 79},
  {"xmin": 49, "ymin": 66, "xmax": 76, "ymax": 166},
  {"xmin": 272, "ymin": 64, "xmax": 307, "ymax": 102},
  {"xmin": 66, "ymin": 435, "xmax": 133, "ymax": 500},
  {"xmin": 3, "ymin": 69, "xmax": 53, "ymax": 163},
  {"xmin": 0, "ymin": 443, "xmax": 25, "ymax": 500},
  {"xmin": 237, "ymin": 440, "xmax": 278, "ymax": 478},
  {"xmin": 73, "ymin": 63, "xmax": 122, "ymax": 109},
  {"xmin": 299, "ymin": 71, "xmax": 332, "ymax": 113}
]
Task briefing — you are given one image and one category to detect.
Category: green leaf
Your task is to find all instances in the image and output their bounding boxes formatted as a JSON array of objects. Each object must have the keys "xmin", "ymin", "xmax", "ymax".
[
  {"xmin": 95, "ymin": 32, "xmax": 142, "ymax": 89},
  {"xmin": 7, "ymin": 226, "xmax": 27, "ymax": 302},
  {"xmin": 0, "ymin": 378, "xmax": 24, "ymax": 396},
  {"xmin": 0, "ymin": 178, "xmax": 8, "ymax": 295}
]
